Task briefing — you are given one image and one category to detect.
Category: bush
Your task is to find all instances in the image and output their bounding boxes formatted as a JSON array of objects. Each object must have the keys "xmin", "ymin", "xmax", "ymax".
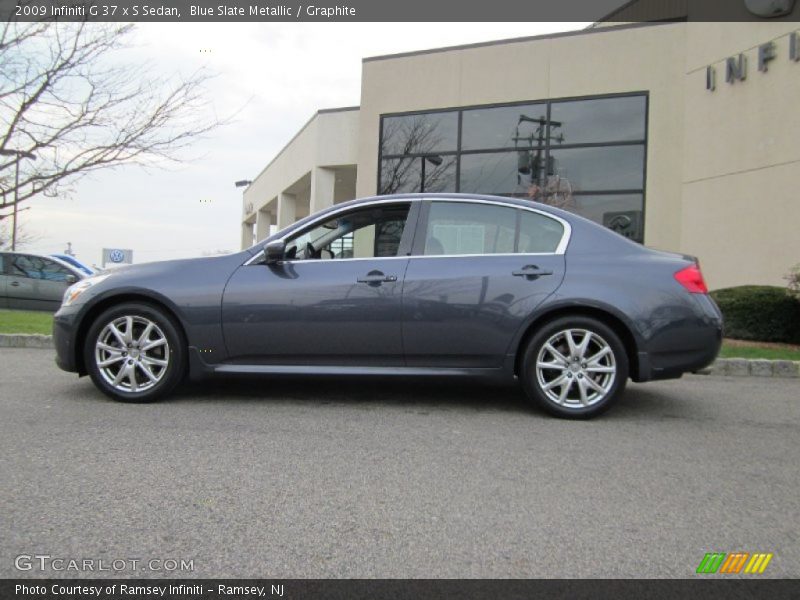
[{"xmin": 710, "ymin": 286, "xmax": 800, "ymax": 344}]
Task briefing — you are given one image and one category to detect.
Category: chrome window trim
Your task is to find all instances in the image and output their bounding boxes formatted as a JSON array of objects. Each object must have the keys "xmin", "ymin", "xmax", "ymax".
[{"xmin": 243, "ymin": 197, "xmax": 571, "ymax": 266}]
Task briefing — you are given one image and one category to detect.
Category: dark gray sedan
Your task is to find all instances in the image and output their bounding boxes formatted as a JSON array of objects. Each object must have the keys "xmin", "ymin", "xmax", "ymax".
[{"xmin": 53, "ymin": 194, "xmax": 722, "ymax": 418}]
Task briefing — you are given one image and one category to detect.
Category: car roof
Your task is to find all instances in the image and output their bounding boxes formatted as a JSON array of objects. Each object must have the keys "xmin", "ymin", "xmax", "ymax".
[{"xmin": 331, "ymin": 192, "xmax": 576, "ymax": 221}]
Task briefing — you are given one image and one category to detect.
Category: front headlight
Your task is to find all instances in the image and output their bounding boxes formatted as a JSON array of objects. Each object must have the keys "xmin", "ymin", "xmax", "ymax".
[{"xmin": 62, "ymin": 274, "xmax": 110, "ymax": 307}]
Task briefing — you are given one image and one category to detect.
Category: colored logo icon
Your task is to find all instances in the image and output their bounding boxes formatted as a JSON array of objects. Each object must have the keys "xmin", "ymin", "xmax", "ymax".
[
  {"xmin": 696, "ymin": 552, "xmax": 773, "ymax": 574},
  {"xmin": 109, "ymin": 249, "xmax": 125, "ymax": 263}
]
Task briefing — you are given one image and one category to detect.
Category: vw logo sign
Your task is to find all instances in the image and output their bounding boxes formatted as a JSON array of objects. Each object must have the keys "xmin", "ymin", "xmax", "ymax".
[{"xmin": 109, "ymin": 249, "xmax": 125, "ymax": 263}]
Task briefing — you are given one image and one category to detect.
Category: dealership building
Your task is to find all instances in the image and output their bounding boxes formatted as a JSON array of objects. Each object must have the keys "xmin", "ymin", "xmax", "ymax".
[{"xmin": 240, "ymin": 7, "xmax": 800, "ymax": 290}]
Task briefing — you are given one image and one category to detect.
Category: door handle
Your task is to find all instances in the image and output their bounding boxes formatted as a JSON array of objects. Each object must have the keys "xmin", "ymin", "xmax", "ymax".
[
  {"xmin": 10, "ymin": 281, "xmax": 20, "ymax": 287},
  {"xmin": 512, "ymin": 265, "xmax": 553, "ymax": 279},
  {"xmin": 357, "ymin": 273, "xmax": 397, "ymax": 285}
]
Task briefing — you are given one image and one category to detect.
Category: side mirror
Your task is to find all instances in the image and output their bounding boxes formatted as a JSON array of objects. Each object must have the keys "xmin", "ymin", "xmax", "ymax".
[
  {"xmin": 264, "ymin": 240, "xmax": 286, "ymax": 264},
  {"xmin": 65, "ymin": 274, "xmax": 78, "ymax": 285}
]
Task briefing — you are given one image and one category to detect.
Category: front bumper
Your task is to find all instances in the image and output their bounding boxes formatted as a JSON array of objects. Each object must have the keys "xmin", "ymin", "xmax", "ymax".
[{"xmin": 53, "ymin": 304, "xmax": 83, "ymax": 373}]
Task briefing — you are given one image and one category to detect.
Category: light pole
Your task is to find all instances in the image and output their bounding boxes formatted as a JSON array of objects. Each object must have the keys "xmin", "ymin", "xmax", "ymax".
[
  {"xmin": 0, "ymin": 149, "xmax": 37, "ymax": 251},
  {"xmin": 419, "ymin": 154, "xmax": 443, "ymax": 193}
]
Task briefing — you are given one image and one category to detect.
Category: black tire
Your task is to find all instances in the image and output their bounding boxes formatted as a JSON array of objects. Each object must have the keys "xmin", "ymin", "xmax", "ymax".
[
  {"xmin": 84, "ymin": 302, "xmax": 186, "ymax": 403},
  {"xmin": 521, "ymin": 315, "xmax": 629, "ymax": 419}
]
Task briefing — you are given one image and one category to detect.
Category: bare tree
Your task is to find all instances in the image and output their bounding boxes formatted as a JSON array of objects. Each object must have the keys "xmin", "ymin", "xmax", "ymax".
[
  {"xmin": 379, "ymin": 116, "xmax": 455, "ymax": 194},
  {"xmin": 0, "ymin": 218, "xmax": 40, "ymax": 250},
  {"xmin": 527, "ymin": 175, "xmax": 577, "ymax": 211},
  {"xmin": 0, "ymin": 18, "xmax": 225, "ymax": 219}
]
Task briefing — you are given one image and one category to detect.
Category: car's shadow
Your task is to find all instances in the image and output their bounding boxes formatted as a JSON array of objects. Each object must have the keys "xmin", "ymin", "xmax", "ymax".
[
  {"xmin": 174, "ymin": 375, "xmax": 531, "ymax": 414},
  {"xmin": 167, "ymin": 374, "xmax": 681, "ymax": 420},
  {"xmin": 66, "ymin": 372, "xmax": 687, "ymax": 419}
]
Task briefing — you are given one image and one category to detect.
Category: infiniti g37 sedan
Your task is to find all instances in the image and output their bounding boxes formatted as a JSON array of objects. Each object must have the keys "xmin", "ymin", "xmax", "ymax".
[{"xmin": 53, "ymin": 193, "xmax": 722, "ymax": 418}]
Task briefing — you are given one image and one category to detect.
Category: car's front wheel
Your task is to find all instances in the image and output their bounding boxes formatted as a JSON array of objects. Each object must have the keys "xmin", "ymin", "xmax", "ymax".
[
  {"xmin": 521, "ymin": 316, "xmax": 628, "ymax": 419},
  {"xmin": 84, "ymin": 302, "xmax": 186, "ymax": 403}
]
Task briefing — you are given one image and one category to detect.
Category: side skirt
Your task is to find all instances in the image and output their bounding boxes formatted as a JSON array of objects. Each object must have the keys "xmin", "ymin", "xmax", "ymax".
[{"xmin": 187, "ymin": 347, "xmax": 510, "ymax": 382}]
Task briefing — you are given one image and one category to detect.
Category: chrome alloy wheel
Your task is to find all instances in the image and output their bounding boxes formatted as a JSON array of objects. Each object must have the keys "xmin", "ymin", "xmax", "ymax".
[
  {"xmin": 94, "ymin": 315, "xmax": 170, "ymax": 393},
  {"xmin": 535, "ymin": 328, "xmax": 617, "ymax": 408}
]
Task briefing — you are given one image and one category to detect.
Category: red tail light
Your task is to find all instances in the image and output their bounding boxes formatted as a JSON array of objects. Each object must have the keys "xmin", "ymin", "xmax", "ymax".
[{"xmin": 674, "ymin": 264, "xmax": 708, "ymax": 294}]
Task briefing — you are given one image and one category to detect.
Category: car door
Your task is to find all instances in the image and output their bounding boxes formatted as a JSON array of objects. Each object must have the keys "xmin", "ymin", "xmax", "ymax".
[
  {"xmin": 402, "ymin": 199, "xmax": 567, "ymax": 368},
  {"xmin": 6, "ymin": 254, "xmax": 75, "ymax": 311},
  {"xmin": 221, "ymin": 202, "xmax": 418, "ymax": 366}
]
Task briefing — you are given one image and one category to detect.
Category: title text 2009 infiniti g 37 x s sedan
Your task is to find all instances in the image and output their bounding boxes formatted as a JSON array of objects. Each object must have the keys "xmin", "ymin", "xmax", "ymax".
[{"xmin": 53, "ymin": 193, "xmax": 722, "ymax": 418}]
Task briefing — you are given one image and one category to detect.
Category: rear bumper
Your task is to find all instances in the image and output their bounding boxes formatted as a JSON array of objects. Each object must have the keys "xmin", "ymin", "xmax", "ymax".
[{"xmin": 633, "ymin": 294, "xmax": 723, "ymax": 382}]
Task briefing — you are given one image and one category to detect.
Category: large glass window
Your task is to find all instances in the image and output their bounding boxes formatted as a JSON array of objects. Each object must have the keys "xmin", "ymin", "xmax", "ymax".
[
  {"xmin": 379, "ymin": 94, "xmax": 647, "ymax": 242},
  {"xmin": 550, "ymin": 96, "xmax": 646, "ymax": 145},
  {"xmin": 380, "ymin": 112, "xmax": 458, "ymax": 157},
  {"xmin": 547, "ymin": 146, "xmax": 645, "ymax": 192},
  {"xmin": 461, "ymin": 103, "xmax": 547, "ymax": 151},
  {"xmin": 379, "ymin": 156, "xmax": 456, "ymax": 195}
]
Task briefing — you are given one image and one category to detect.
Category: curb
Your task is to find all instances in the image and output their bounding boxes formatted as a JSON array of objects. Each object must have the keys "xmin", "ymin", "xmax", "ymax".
[
  {"xmin": 0, "ymin": 334, "xmax": 798, "ymax": 379},
  {"xmin": 0, "ymin": 334, "xmax": 54, "ymax": 349},
  {"xmin": 700, "ymin": 358, "xmax": 799, "ymax": 379}
]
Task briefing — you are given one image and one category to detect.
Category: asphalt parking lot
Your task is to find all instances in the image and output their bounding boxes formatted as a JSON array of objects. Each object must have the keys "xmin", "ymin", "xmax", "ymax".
[{"xmin": 1, "ymin": 347, "xmax": 798, "ymax": 579}]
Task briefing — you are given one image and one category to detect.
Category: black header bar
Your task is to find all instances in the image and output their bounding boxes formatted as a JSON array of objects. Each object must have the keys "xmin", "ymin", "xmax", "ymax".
[{"xmin": 3, "ymin": 0, "xmax": 800, "ymax": 22}]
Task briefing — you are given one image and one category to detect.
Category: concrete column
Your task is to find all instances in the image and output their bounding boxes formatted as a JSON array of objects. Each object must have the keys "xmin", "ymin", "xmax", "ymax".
[
  {"xmin": 240, "ymin": 222, "xmax": 254, "ymax": 250},
  {"xmin": 256, "ymin": 207, "xmax": 273, "ymax": 242},
  {"xmin": 277, "ymin": 191, "xmax": 297, "ymax": 230},
  {"xmin": 310, "ymin": 167, "xmax": 336, "ymax": 214}
]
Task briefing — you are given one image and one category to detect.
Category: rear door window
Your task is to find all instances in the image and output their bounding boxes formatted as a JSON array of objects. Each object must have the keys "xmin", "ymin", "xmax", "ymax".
[{"xmin": 424, "ymin": 202, "xmax": 516, "ymax": 256}]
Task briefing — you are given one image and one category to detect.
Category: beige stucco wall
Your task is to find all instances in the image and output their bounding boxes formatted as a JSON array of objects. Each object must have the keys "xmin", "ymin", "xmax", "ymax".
[{"xmin": 243, "ymin": 108, "xmax": 359, "ymax": 221}]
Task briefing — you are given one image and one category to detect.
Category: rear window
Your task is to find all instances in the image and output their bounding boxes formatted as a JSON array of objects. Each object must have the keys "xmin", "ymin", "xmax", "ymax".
[{"xmin": 518, "ymin": 211, "xmax": 564, "ymax": 253}]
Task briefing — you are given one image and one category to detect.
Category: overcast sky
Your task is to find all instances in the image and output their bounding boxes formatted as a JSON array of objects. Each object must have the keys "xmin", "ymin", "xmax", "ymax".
[{"xmin": 22, "ymin": 22, "xmax": 593, "ymax": 266}]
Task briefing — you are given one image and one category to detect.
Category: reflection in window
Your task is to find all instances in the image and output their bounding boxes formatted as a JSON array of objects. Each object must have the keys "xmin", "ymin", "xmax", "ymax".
[
  {"xmin": 379, "ymin": 155, "xmax": 456, "ymax": 195},
  {"xmin": 461, "ymin": 104, "xmax": 547, "ymax": 150},
  {"xmin": 548, "ymin": 146, "xmax": 645, "ymax": 192},
  {"xmin": 550, "ymin": 96, "xmax": 646, "ymax": 145},
  {"xmin": 380, "ymin": 112, "xmax": 458, "ymax": 156},
  {"xmin": 572, "ymin": 194, "xmax": 644, "ymax": 243},
  {"xmin": 425, "ymin": 202, "xmax": 516, "ymax": 256},
  {"xmin": 460, "ymin": 152, "xmax": 531, "ymax": 196},
  {"xmin": 12, "ymin": 255, "xmax": 72, "ymax": 281}
]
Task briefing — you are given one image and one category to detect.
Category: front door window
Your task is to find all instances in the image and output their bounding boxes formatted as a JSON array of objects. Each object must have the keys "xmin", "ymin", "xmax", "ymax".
[{"xmin": 285, "ymin": 204, "xmax": 410, "ymax": 260}]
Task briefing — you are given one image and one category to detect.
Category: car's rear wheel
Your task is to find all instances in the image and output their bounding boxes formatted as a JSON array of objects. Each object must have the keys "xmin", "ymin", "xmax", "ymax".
[
  {"xmin": 521, "ymin": 316, "xmax": 628, "ymax": 419},
  {"xmin": 84, "ymin": 302, "xmax": 186, "ymax": 403}
]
